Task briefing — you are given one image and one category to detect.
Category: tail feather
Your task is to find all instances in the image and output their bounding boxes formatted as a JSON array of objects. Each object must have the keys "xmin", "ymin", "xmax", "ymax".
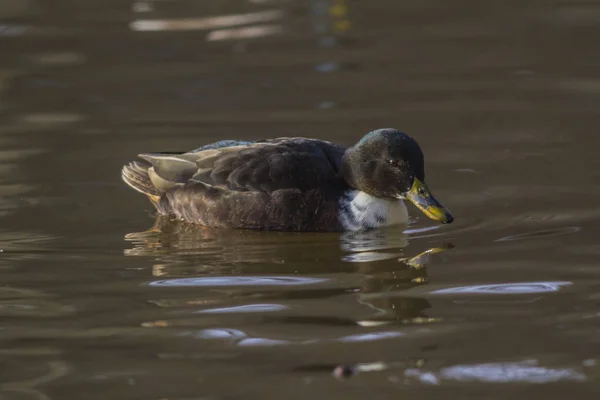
[{"xmin": 121, "ymin": 161, "xmax": 161, "ymax": 204}]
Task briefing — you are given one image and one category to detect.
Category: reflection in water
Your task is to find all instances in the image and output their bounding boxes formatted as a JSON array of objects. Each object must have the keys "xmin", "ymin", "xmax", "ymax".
[
  {"xmin": 342, "ymin": 251, "xmax": 400, "ymax": 262},
  {"xmin": 404, "ymin": 360, "xmax": 586, "ymax": 384},
  {"xmin": 130, "ymin": 8, "xmax": 285, "ymax": 43},
  {"xmin": 340, "ymin": 229, "xmax": 409, "ymax": 253},
  {"xmin": 124, "ymin": 216, "xmax": 449, "ymax": 264},
  {"xmin": 207, "ymin": 25, "xmax": 283, "ymax": 42},
  {"xmin": 132, "ymin": 1, "xmax": 152, "ymax": 14},
  {"xmin": 149, "ymin": 276, "xmax": 329, "ymax": 287},
  {"xmin": 311, "ymin": 0, "xmax": 352, "ymax": 40},
  {"xmin": 176, "ymin": 326, "xmax": 405, "ymax": 347},
  {"xmin": 310, "ymin": 0, "xmax": 354, "ymax": 110},
  {"xmin": 126, "ymin": 217, "xmax": 452, "ymax": 327},
  {"xmin": 124, "ymin": 216, "xmax": 407, "ymax": 259},
  {"xmin": 124, "ymin": 217, "xmax": 452, "ymax": 279},
  {"xmin": 332, "ymin": 358, "xmax": 590, "ymax": 383},
  {"xmin": 196, "ymin": 303, "xmax": 287, "ymax": 314},
  {"xmin": 430, "ymin": 281, "xmax": 572, "ymax": 295}
]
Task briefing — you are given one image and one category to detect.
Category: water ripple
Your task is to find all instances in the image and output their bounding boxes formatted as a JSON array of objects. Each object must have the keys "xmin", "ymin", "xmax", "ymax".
[
  {"xmin": 430, "ymin": 281, "xmax": 572, "ymax": 295},
  {"xmin": 148, "ymin": 276, "xmax": 328, "ymax": 287},
  {"xmin": 195, "ymin": 303, "xmax": 287, "ymax": 314},
  {"xmin": 178, "ymin": 328, "xmax": 404, "ymax": 347},
  {"xmin": 495, "ymin": 226, "xmax": 581, "ymax": 242},
  {"xmin": 342, "ymin": 252, "xmax": 401, "ymax": 263},
  {"xmin": 404, "ymin": 225, "xmax": 442, "ymax": 236},
  {"xmin": 405, "ymin": 360, "xmax": 586, "ymax": 384},
  {"xmin": 334, "ymin": 331, "xmax": 404, "ymax": 343}
]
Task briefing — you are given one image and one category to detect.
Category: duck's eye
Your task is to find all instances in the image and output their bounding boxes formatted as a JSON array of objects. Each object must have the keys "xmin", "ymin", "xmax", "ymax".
[
  {"xmin": 418, "ymin": 187, "xmax": 427, "ymax": 196},
  {"xmin": 388, "ymin": 160, "xmax": 401, "ymax": 168}
]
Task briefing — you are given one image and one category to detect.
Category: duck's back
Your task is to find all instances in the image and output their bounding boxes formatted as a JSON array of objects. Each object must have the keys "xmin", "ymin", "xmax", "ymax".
[{"xmin": 121, "ymin": 137, "xmax": 349, "ymax": 231}]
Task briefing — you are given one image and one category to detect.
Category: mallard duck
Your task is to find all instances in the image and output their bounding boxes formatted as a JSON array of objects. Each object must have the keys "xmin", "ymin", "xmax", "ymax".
[{"xmin": 121, "ymin": 128, "xmax": 453, "ymax": 231}]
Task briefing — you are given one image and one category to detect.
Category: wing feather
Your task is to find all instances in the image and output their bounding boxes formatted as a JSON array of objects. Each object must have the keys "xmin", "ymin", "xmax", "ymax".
[
  {"xmin": 127, "ymin": 137, "xmax": 347, "ymax": 230},
  {"xmin": 141, "ymin": 138, "xmax": 345, "ymax": 194}
]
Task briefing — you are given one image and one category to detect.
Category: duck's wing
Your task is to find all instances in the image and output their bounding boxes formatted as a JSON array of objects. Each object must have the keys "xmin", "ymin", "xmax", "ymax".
[
  {"xmin": 135, "ymin": 137, "xmax": 346, "ymax": 194},
  {"xmin": 121, "ymin": 138, "xmax": 348, "ymax": 230}
]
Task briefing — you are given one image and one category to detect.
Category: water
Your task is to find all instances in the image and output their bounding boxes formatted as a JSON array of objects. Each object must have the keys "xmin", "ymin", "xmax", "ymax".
[{"xmin": 1, "ymin": 0, "xmax": 600, "ymax": 398}]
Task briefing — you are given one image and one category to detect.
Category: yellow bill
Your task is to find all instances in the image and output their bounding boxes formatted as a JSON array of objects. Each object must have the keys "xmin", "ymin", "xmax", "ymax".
[{"xmin": 405, "ymin": 178, "xmax": 454, "ymax": 224}]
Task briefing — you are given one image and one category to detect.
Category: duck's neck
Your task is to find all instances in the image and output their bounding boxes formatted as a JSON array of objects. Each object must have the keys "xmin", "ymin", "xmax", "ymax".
[{"xmin": 340, "ymin": 147, "xmax": 360, "ymax": 190}]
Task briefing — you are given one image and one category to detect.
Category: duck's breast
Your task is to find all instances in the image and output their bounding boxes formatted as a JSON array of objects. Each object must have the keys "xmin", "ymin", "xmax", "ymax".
[{"xmin": 338, "ymin": 190, "xmax": 408, "ymax": 231}]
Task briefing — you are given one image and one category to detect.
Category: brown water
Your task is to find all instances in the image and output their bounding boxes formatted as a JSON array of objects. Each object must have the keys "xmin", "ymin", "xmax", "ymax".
[{"xmin": 1, "ymin": 0, "xmax": 600, "ymax": 398}]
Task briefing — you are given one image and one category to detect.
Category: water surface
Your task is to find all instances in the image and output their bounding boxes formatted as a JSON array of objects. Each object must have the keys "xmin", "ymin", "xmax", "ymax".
[{"xmin": 1, "ymin": 0, "xmax": 600, "ymax": 398}]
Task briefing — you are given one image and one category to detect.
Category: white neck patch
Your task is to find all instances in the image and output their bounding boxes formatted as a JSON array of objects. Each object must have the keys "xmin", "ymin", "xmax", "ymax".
[{"xmin": 339, "ymin": 190, "xmax": 408, "ymax": 231}]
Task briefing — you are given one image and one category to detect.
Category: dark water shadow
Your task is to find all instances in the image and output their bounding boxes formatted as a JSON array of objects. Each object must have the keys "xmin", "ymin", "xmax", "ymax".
[
  {"xmin": 123, "ymin": 215, "xmax": 453, "ymax": 265},
  {"xmin": 123, "ymin": 217, "xmax": 455, "ymax": 329}
]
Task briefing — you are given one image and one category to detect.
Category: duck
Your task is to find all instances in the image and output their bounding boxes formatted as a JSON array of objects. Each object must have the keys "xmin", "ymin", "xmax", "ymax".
[{"xmin": 121, "ymin": 128, "xmax": 453, "ymax": 232}]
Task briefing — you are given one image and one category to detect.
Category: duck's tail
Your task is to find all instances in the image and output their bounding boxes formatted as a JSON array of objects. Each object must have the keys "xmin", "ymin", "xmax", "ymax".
[{"xmin": 121, "ymin": 160, "xmax": 162, "ymax": 206}]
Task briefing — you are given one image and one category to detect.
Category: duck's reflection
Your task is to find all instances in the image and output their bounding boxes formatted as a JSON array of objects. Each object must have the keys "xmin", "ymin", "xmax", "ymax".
[{"xmin": 124, "ymin": 217, "xmax": 454, "ymax": 325}]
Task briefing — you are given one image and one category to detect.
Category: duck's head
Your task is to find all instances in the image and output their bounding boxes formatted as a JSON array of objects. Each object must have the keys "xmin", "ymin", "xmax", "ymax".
[{"xmin": 341, "ymin": 128, "xmax": 454, "ymax": 224}]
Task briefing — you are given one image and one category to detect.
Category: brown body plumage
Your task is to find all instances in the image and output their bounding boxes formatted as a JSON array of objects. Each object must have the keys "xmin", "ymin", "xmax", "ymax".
[
  {"xmin": 121, "ymin": 129, "xmax": 454, "ymax": 231},
  {"xmin": 122, "ymin": 138, "xmax": 348, "ymax": 231}
]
